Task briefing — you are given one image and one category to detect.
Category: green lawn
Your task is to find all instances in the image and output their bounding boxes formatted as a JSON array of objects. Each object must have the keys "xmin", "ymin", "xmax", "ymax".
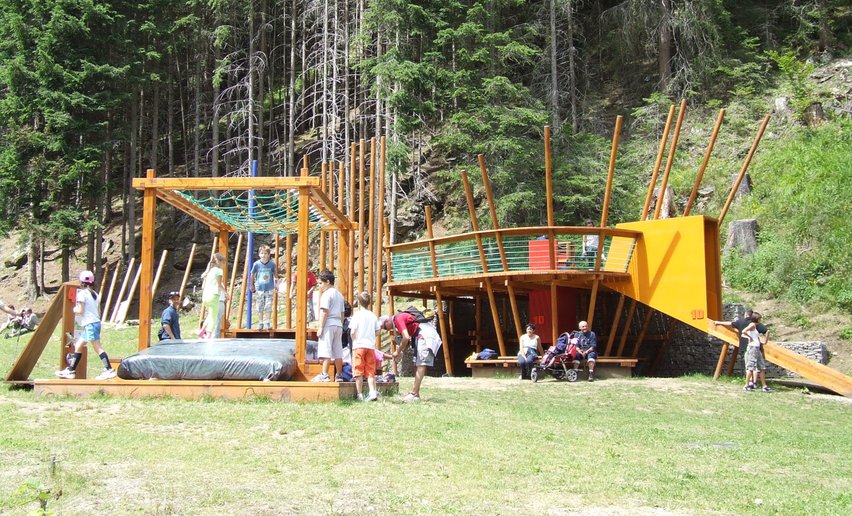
[{"xmin": 1, "ymin": 329, "xmax": 850, "ymax": 516}]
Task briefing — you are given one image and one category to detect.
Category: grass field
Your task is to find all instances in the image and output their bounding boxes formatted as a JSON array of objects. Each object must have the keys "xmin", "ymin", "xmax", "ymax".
[{"xmin": 1, "ymin": 319, "xmax": 851, "ymax": 514}]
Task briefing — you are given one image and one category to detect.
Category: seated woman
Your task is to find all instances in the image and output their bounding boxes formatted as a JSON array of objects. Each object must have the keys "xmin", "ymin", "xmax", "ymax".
[{"xmin": 517, "ymin": 323, "xmax": 543, "ymax": 380}]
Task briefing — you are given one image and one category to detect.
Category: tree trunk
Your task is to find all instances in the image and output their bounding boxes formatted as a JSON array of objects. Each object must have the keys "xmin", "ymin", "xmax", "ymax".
[
  {"xmin": 150, "ymin": 81, "xmax": 159, "ymax": 170},
  {"xmin": 26, "ymin": 222, "xmax": 38, "ymax": 301},
  {"xmin": 128, "ymin": 92, "xmax": 138, "ymax": 261},
  {"xmin": 725, "ymin": 219, "xmax": 758, "ymax": 255},
  {"xmin": 658, "ymin": 0, "xmax": 673, "ymax": 90}
]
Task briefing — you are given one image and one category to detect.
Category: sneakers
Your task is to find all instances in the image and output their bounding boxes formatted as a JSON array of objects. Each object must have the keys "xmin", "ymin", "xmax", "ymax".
[
  {"xmin": 311, "ymin": 372, "xmax": 331, "ymax": 382},
  {"xmin": 366, "ymin": 391, "xmax": 379, "ymax": 402},
  {"xmin": 356, "ymin": 393, "xmax": 364, "ymax": 401},
  {"xmin": 402, "ymin": 392, "xmax": 420, "ymax": 402},
  {"xmin": 588, "ymin": 372, "xmax": 595, "ymax": 382},
  {"xmin": 96, "ymin": 369, "xmax": 117, "ymax": 381},
  {"xmin": 744, "ymin": 383, "xmax": 755, "ymax": 391},
  {"xmin": 762, "ymin": 386, "xmax": 774, "ymax": 392},
  {"xmin": 55, "ymin": 368, "xmax": 75, "ymax": 379},
  {"xmin": 334, "ymin": 374, "xmax": 346, "ymax": 383}
]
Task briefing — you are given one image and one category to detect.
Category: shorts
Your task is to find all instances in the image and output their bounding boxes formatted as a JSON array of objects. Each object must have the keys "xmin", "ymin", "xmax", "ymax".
[
  {"xmin": 745, "ymin": 345, "xmax": 765, "ymax": 372},
  {"xmin": 80, "ymin": 322, "xmax": 102, "ymax": 342},
  {"xmin": 414, "ymin": 340, "xmax": 435, "ymax": 367},
  {"xmin": 353, "ymin": 348, "xmax": 377, "ymax": 378},
  {"xmin": 582, "ymin": 351, "xmax": 597, "ymax": 362},
  {"xmin": 318, "ymin": 325, "xmax": 343, "ymax": 360}
]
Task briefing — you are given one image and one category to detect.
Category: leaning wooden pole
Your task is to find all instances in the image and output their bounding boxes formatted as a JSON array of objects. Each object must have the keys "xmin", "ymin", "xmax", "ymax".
[
  {"xmin": 641, "ymin": 105, "xmax": 676, "ymax": 220},
  {"xmin": 101, "ymin": 263, "xmax": 121, "ymax": 324},
  {"xmin": 461, "ymin": 171, "xmax": 507, "ymax": 357},
  {"xmin": 684, "ymin": 108, "xmax": 725, "ymax": 216},
  {"xmin": 718, "ymin": 114, "xmax": 771, "ymax": 223},
  {"xmin": 110, "ymin": 257, "xmax": 136, "ymax": 323},
  {"xmin": 225, "ymin": 234, "xmax": 243, "ymax": 321},
  {"xmin": 600, "ymin": 115, "xmax": 623, "ymax": 228},
  {"xmin": 97, "ymin": 262, "xmax": 110, "ymax": 303},
  {"xmin": 478, "ymin": 154, "xmax": 522, "ymax": 338},
  {"xmin": 178, "ymin": 243, "xmax": 197, "ymax": 299},
  {"xmin": 604, "ymin": 293, "xmax": 625, "ymax": 356},
  {"xmin": 357, "ymin": 139, "xmax": 366, "ymax": 294},
  {"xmin": 375, "ymin": 136, "xmax": 386, "ymax": 315},
  {"xmin": 654, "ymin": 99, "xmax": 688, "ymax": 220},
  {"xmin": 616, "ymin": 299, "xmax": 638, "ymax": 357},
  {"xmin": 150, "ymin": 250, "xmax": 169, "ymax": 300},
  {"xmin": 586, "ymin": 277, "xmax": 600, "ymax": 328}
]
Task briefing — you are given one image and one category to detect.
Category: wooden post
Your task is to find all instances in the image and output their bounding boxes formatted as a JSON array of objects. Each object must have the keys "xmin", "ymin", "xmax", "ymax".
[
  {"xmin": 63, "ymin": 283, "xmax": 89, "ymax": 378},
  {"xmin": 97, "ymin": 262, "xmax": 110, "ymax": 304},
  {"xmin": 424, "ymin": 208, "xmax": 450, "ymax": 373},
  {"xmin": 150, "ymin": 250, "xmax": 169, "ymax": 299},
  {"xmin": 110, "ymin": 257, "xmax": 135, "ymax": 323},
  {"xmin": 375, "ymin": 136, "xmax": 386, "ymax": 314},
  {"xmin": 118, "ymin": 264, "xmax": 142, "ymax": 325},
  {"xmin": 631, "ymin": 308, "xmax": 656, "ymax": 358},
  {"xmin": 600, "ymin": 115, "xmax": 623, "ymax": 228},
  {"xmin": 138, "ymin": 168, "xmax": 157, "ymax": 350},
  {"xmin": 616, "ymin": 299, "xmax": 637, "ymax": 357},
  {"xmin": 586, "ymin": 277, "xmax": 600, "ymax": 328},
  {"xmin": 272, "ymin": 233, "xmax": 280, "ymax": 328},
  {"xmin": 425, "ymin": 207, "xmax": 439, "ymax": 277},
  {"xmin": 348, "ymin": 142, "xmax": 357, "ymax": 299},
  {"xmin": 641, "ymin": 105, "xmax": 676, "ymax": 220},
  {"xmin": 684, "ymin": 108, "xmax": 725, "ymax": 216},
  {"xmin": 714, "ymin": 343, "xmax": 731, "ymax": 380},
  {"xmin": 384, "ymin": 219, "xmax": 394, "ymax": 317},
  {"xmin": 461, "ymin": 170, "xmax": 506, "ymax": 357},
  {"xmin": 367, "ymin": 137, "xmax": 377, "ymax": 300},
  {"xmin": 550, "ymin": 283, "xmax": 558, "ymax": 348},
  {"xmin": 225, "ymin": 234, "xmax": 243, "ymax": 320},
  {"xmin": 654, "ymin": 99, "xmax": 687, "ymax": 220},
  {"xmin": 178, "ymin": 243, "xmax": 197, "ymax": 299},
  {"xmin": 604, "ymin": 294, "xmax": 625, "ymax": 356},
  {"xmin": 328, "ymin": 163, "xmax": 336, "ymax": 273},
  {"xmin": 337, "ymin": 160, "xmax": 348, "ymax": 299},
  {"xmin": 285, "ymin": 234, "xmax": 293, "ymax": 328},
  {"xmin": 295, "ymin": 185, "xmax": 311, "ymax": 368},
  {"xmin": 544, "ymin": 126, "xmax": 554, "ymax": 227},
  {"xmin": 475, "ymin": 295, "xmax": 482, "ymax": 352},
  {"xmin": 358, "ymin": 138, "xmax": 366, "ymax": 294},
  {"xmin": 320, "ymin": 161, "xmax": 327, "ymax": 271},
  {"xmin": 218, "ymin": 230, "xmax": 230, "ymax": 330},
  {"xmin": 719, "ymin": 115, "xmax": 771, "ymax": 223},
  {"xmin": 101, "ymin": 263, "xmax": 121, "ymax": 323}
]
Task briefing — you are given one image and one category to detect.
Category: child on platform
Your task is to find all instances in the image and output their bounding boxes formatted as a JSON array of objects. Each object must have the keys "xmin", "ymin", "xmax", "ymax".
[
  {"xmin": 348, "ymin": 292, "xmax": 381, "ymax": 400},
  {"xmin": 250, "ymin": 245, "xmax": 278, "ymax": 329},
  {"xmin": 201, "ymin": 253, "xmax": 228, "ymax": 339},
  {"xmin": 56, "ymin": 270, "xmax": 116, "ymax": 380}
]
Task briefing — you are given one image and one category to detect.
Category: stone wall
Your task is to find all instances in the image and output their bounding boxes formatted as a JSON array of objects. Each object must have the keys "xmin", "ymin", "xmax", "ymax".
[{"xmin": 654, "ymin": 303, "xmax": 828, "ymax": 378}]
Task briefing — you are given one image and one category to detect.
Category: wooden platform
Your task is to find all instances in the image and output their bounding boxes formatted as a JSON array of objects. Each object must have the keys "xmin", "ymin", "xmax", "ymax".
[
  {"xmin": 32, "ymin": 378, "xmax": 398, "ymax": 402},
  {"xmin": 465, "ymin": 355, "xmax": 638, "ymax": 379}
]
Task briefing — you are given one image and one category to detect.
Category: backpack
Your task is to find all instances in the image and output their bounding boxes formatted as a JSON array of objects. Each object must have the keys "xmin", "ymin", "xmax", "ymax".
[
  {"xmin": 477, "ymin": 348, "xmax": 498, "ymax": 360},
  {"xmin": 403, "ymin": 305, "xmax": 435, "ymax": 324}
]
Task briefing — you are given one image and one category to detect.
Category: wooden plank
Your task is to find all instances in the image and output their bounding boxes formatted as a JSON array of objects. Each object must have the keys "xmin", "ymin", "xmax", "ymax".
[
  {"xmin": 5, "ymin": 284, "xmax": 67, "ymax": 381},
  {"xmin": 132, "ymin": 176, "xmax": 320, "ymax": 190}
]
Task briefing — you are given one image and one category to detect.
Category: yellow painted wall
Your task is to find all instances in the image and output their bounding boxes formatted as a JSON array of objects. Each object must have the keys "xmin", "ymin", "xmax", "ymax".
[{"xmin": 608, "ymin": 216, "xmax": 723, "ymax": 334}]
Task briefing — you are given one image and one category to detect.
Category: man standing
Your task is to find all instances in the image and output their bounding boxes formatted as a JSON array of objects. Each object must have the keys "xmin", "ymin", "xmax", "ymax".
[
  {"xmin": 381, "ymin": 311, "xmax": 442, "ymax": 401},
  {"xmin": 312, "ymin": 270, "xmax": 346, "ymax": 382},
  {"xmin": 159, "ymin": 291, "xmax": 182, "ymax": 341},
  {"xmin": 576, "ymin": 320, "xmax": 597, "ymax": 382}
]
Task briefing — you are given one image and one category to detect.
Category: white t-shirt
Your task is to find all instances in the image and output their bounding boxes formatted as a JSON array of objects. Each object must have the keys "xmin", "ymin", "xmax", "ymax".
[
  {"xmin": 202, "ymin": 267, "xmax": 224, "ymax": 302},
  {"xmin": 349, "ymin": 308, "xmax": 380, "ymax": 349},
  {"xmin": 319, "ymin": 286, "xmax": 345, "ymax": 328},
  {"xmin": 76, "ymin": 288, "xmax": 101, "ymax": 327}
]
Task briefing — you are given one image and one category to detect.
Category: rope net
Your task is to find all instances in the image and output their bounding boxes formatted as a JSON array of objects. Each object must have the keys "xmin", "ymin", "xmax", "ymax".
[{"xmin": 175, "ymin": 189, "xmax": 330, "ymax": 235}]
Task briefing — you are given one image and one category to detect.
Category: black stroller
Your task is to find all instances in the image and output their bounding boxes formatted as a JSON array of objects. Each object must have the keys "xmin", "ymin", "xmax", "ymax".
[{"xmin": 530, "ymin": 331, "xmax": 580, "ymax": 383}]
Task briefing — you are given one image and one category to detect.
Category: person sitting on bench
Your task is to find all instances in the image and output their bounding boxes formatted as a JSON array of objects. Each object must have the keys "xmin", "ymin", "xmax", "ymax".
[{"xmin": 575, "ymin": 320, "xmax": 597, "ymax": 382}]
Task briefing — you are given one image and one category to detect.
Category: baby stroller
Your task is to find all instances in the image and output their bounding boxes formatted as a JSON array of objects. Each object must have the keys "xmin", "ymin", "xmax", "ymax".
[{"xmin": 530, "ymin": 331, "xmax": 580, "ymax": 383}]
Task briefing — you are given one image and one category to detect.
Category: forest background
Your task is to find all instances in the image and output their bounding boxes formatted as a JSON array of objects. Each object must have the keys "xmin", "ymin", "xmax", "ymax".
[{"xmin": 0, "ymin": 0, "xmax": 850, "ymax": 326}]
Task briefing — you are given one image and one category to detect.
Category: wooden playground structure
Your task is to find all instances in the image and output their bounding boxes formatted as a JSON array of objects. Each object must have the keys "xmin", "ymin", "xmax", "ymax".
[{"xmin": 5, "ymin": 101, "xmax": 852, "ymax": 399}]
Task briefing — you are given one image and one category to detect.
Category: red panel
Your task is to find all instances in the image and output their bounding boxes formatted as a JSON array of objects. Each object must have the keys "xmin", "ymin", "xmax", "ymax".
[{"xmin": 528, "ymin": 287, "xmax": 577, "ymax": 345}]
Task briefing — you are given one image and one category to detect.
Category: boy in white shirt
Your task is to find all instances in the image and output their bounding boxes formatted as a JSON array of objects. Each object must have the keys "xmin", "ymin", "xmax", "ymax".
[{"xmin": 349, "ymin": 292, "xmax": 381, "ymax": 400}]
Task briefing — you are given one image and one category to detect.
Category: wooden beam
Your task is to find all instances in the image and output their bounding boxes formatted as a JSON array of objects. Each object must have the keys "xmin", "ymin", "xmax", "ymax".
[
  {"xmin": 225, "ymin": 234, "xmax": 243, "ymax": 321},
  {"xmin": 684, "ymin": 108, "xmax": 725, "ymax": 216},
  {"xmin": 358, "ymin": 139, "xmax": 366, "ymax": 294},
  {"xmin": 138, "ymin": 169, "xmax": 157, "ymax": 350},
  {"xmin": 641, "ymin": 105, "xmax": 676, "ymax": 220},
  {"xmin": 156, "ymin": 189, "xmax": 228, "ymax": 231},
  {"xmin": 337, "ymin": 161, "xmax": 348, "ymax": 297},
  {"xmin": 376, "ymin": 137, "xmax": 386, "ymax": 314},
  {"xmin": 600, "ymin": 115, "xmax": 623, "ymax": 228},
  {"xmin": 5, "ymin": 284, "xmax": 67, "ymax": 382},
  {"xmin": 133, "ymin": 176, "xmax": 320, "ymax": 190},
  {"xmin": 295, "ymin": 186, "xmax": 310, "ymax": 366},
  {"xmin": 150, "ymin": 250, "xmax": 168, "ymax": 300},
  {"xmin": 544, "ymin": 126, "xmax": 554, "ymax": 227},
  {"xmin": 285, "ymin": 234, "xmax": 293, "ymax": 328},
  {"xmin": 348, "ymin": 143, "xmax": 357, "ymax": 300},
  {"xmin": 367, "ymin": 137, "xmax": 377, "ymax": 300},
  {"xmin": 178, "ymin": 243, "xmax": 197, "ymax": 299},
  {"xmin": 632, "ymin": 308, "xmax": 656, "ymax": 358},
  {"xmin": 101, "ymin": 263, "xmax": 121, "ymax": 325},
  {"xmin": 615, "ymin": 299, "xmax": 638, "ymax": 357},
  {"xmin": 604, "ymin": 293, "xmax": 625, "ymax": 356},
  {"xmin": 97, "ymin": 262, "xmax": 110, "ymax": 303},
  {"xmin": 586, "ymin": 277, "xmax": 600, "ymax": 328},
  {"xmin": 435, "ymin": 289, "xmax": 453, "ymax": 376},
  {"xmin": 110, "ymin": 258, "xmax": 136, "ymax": 323},
  {"xmin": 719, "ymin": 114, "xmax": 771, "ymax": 223},
  {"xmin": 654, "ymin": 99, "xmax": 687, "ymax": 220}
]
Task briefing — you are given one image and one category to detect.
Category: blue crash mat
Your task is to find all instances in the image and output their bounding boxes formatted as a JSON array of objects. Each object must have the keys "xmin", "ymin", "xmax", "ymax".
[{"xmin": 117, "ymin": 339, "xmax": 308, "ymax": 381}]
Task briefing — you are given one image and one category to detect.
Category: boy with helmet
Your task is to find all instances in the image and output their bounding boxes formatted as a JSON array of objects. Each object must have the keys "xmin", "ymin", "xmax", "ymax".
[{"xmin": 55, "ymin": 270, "xmax": 117, "ymax": 380}]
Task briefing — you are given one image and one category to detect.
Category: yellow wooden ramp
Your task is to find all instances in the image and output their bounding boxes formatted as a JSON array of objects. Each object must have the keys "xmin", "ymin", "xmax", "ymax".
[{"xmin": 607, "ymin": 216, "xmax": 852, "ymax": 397}]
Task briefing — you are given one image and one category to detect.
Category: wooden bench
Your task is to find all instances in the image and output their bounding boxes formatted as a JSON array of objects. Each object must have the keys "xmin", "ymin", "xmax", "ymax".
[{"xmin": 465, "ymin": 355, "xmax": 638, "ymax": 378}]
